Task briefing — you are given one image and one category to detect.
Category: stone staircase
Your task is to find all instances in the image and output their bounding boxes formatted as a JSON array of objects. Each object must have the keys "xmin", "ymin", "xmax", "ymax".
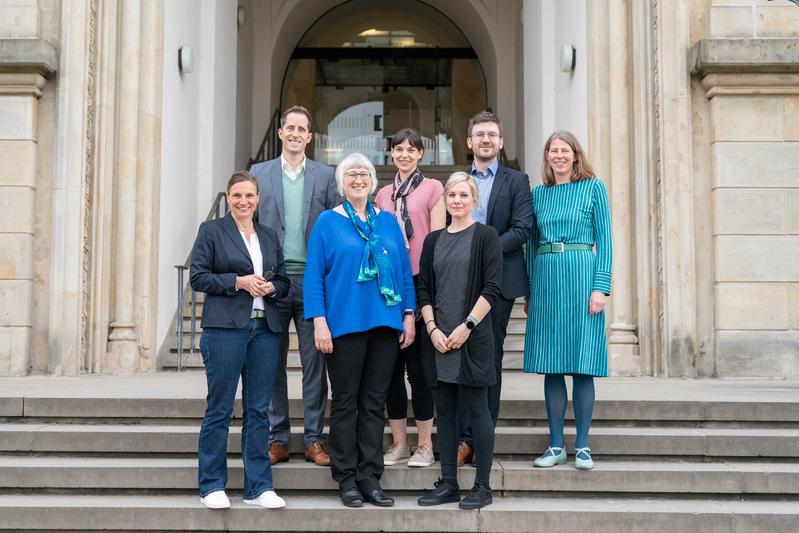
[
  {"xmin": 0, "ymin": 373, "xmax": 798, "ymax": 531},
  {"xmin": 159, "ymin": 293, "xmax": 528, "ymax": 371}
]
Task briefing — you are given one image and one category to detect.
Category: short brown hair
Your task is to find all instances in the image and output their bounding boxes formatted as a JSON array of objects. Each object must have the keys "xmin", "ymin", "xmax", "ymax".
[
  {"xmin": 280, "ymin": 105, "xmax": 312, "ymax": 129},
  {"xmin": 226, "ymin": 170, "xmax": 259, "ymax": 193},
  {"xmin": 540, "ymin": 130, "xmax": 594, "ymax": 186},
  {"xmin": 467, "ymin": 110, "xmax": 502, "ymax": 137}
]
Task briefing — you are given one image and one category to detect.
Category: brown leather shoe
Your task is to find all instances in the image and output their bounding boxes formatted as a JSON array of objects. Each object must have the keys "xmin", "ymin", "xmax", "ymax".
[
  {"xmin": 268, "ymin": 442, "xmax": 289, "ymax": 465},
  {"xmin": 304, "ymin": 441, "xmax": 331, "ymax": 466},
  {"xmin": 456, "ymin": 441, "xmax": 473, "ymax": 467}
]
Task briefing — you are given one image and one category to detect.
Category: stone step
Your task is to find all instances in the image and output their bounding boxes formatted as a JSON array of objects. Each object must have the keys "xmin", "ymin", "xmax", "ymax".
[
  {"xmin": 0, "ymin": 494, "xmax": 797, "ymax": 532},
  {"xmin": 160, "ymin": 335, "xmax": 527, "ymax": 370},
  {"xmin": 179, "ymin": 296, "xmax": 527, "ymax": 318},
  {"xmin": 6, "ymin": 385, "xmax": 796, "ymax": 424},
  {"xmin": 176, "ymin": 318, "xmax": 529, "ymax": 336},
  {"xmin": 2, "ymin": 456, "xmax": 798, "ymax": 496},
  {"xmin": 2, "ymin": 424, "xmax": 798, "ymax": 458}
]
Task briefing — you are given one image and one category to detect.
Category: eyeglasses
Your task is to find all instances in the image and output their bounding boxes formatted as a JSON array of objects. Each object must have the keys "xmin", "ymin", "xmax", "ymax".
[
  {"xmin": 344, "ymin": 171, "xmax": 371, "ymax": 179},
  {"xmin": 471, "ymin": 132, "xmax": 500, "ymax": 140}
]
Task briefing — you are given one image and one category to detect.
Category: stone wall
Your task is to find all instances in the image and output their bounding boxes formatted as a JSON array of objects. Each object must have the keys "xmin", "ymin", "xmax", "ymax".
[
  {"xmin": 693, "ymin": 23, "xmax": 799, "ymax": 376},
  {"xmin": 0, "ymin": 0, "xmax": 57, "ymax": 376}
]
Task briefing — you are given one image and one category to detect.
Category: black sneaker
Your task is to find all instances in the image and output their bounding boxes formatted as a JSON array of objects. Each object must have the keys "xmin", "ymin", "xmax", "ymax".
[
  {"xmin": 458, "ymin": 482, "xmax": 492, "ymax": 509},
  {"xmin": 418, "ymin": 478, "xmax": 460, "ymax": 506}
]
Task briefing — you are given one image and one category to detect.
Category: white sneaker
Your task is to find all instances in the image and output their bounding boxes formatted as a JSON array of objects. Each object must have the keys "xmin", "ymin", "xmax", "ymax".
[
  {"xmin": 407, "ymin": 444, "xmax": 435, "ymax": 467},
  {"xmin": 243, "ymin": 490, "xmax": 286, "ymax": 509},
  {"xmin": 200, "ymin": 490, "xmax": 230, "ymax": 509},
  {"xmin": 383, "ymin": 442, "xmax": 410, "ymax": 465}
]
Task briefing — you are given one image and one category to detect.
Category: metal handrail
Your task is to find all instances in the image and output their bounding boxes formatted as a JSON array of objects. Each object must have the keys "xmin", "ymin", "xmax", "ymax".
[
  {"xmin": 173, "ymin": 192, "xmax": 228, "ymax": 371},
  {"xmin": 249, "ymin": 108, "xmax": 282, "ymax": 168}
]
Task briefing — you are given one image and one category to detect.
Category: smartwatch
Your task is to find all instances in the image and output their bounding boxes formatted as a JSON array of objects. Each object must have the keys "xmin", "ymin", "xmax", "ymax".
[{"xmin": 464, "ymin": 315, "xmax": 478, "ymax": 330}]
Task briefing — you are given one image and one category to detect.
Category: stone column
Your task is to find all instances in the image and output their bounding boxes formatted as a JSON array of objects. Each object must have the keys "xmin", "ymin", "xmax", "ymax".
[
  {"xmin": 0, "ymin": 40, "xmax": 57, "ymax": 375},
  {"xmin": 629, "ymin": 0, "xmax": 660, "ymax": 376},
  {"xmin": 588, "ymin": 0, "xmax": 643, "ymax": 375},
  {"xmin": 654, "ymin": 0, "xmax": 699, "ymax": 376},
  {"xmin": 605, "ymin": 0, "xmax": 640, "ymax": 374},
  {"xmin": 132, "ymin": 0, "xmax": 163, "ymax": 372},
  {"xmin": 106, "ymin": 0, "xmax": 141, "ymax": 373}
]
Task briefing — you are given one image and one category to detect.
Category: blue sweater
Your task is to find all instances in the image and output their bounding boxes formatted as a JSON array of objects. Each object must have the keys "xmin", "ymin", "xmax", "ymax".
[{"xmin": 304, "ymin": 209, "xmax": 416, "ymax": 339}]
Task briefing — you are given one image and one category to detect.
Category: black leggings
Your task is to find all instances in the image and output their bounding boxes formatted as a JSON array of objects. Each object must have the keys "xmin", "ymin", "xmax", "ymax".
[
  {"xmin": 385, "ymin": 318, "xmax": 435, "ymax": 421},
  {"xmin": 433, "ymin": 382, "xmax": 494, "ymax": 487}
]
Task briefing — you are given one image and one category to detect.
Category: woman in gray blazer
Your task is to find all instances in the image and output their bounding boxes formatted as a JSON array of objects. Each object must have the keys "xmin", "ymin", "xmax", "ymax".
[{"xmin": 190, "ymin": 171, "xmax": 290, "ymax": 510}]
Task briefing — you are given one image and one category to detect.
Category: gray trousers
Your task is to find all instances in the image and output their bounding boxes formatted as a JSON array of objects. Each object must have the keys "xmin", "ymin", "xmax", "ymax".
[{"xmin": 268, "ymin": 273, "xmax": 328, "ymax": 448}]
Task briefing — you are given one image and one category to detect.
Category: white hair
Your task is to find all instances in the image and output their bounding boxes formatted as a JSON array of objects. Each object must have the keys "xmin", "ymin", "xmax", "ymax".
[{"xmin": 335, "ymin": 153, "xmax": 378, "ymax": 196}]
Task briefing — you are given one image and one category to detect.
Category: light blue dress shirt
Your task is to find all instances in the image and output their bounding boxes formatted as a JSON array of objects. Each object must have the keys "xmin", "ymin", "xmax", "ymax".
[{"xmin": 470, "ymin": 159, "xmax": 499, "ymax": 224}]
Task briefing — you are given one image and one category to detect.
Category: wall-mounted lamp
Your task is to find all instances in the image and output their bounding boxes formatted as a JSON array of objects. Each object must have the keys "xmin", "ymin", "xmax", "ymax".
[
  {"xmin": 178, "ymin": 46, "xmax": 193, "ymax": 74},
  {"xmin": 560, "ymin": 44, "xmax": 576, "ymax": 73},
  {"xmin": 238, "ymin": 7, "xmax": 247, "ymax": 27}
]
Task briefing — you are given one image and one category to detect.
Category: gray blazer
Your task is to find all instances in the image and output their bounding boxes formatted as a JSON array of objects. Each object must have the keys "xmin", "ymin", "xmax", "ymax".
[{"xmin": 249, "ymin": 157, "xmax": 339, "ymax": 245}]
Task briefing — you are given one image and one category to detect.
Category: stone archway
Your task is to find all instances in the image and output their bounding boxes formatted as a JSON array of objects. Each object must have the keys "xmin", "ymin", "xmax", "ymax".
[{"xmin": 247, "ymin": 0, "xmax": 523, "ymax": 162}]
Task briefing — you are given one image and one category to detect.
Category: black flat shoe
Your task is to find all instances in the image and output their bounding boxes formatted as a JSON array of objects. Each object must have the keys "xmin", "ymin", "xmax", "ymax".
[
  {"xmin": 340, "ymin": 486, "xmax": 364, "ymax": 507},
  {"xmin": 418, "ymin": 478, "xmax": 460, "ymax": 506},
  {"xmin": 458, "ymin": 482, "xmax": 492, "ymax": 509},
  {"xmin": 364, "ymin": 487, "xmax": 394, "ymax": 507}
]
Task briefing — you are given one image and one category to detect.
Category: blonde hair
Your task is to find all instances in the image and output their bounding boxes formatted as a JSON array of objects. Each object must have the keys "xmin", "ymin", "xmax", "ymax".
[
  {"xmin": 444, "ymin": 171, "xmax": 479, "ymax": 204},
  {"xmin": 540, "ymin": 130, "xmax": 595, "ymax": 185}
]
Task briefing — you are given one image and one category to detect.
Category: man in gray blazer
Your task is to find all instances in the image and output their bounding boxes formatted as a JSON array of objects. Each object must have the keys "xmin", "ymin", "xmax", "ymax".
[{"xmin": 249, "ymin": 106, "xmax": 339, "ymax": 466}]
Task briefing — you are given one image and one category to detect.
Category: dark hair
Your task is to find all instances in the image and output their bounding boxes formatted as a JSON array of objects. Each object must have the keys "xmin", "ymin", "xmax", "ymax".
[
  {"xmin": 390, "ymin": 128, "xmax": 424, "ymax": 151},
  {"xmin": 540, "ymin": 130, "xmax": 595, "ymax": 186},
  {"xmin": 280, "ymin": 105, "xmax": 312, "ymax": 129},
  {"xmin": 226, "ymin": 170, "xmax": 259, "ymax": 194},
  {"xmin": 467, "ymin": 110, "xmax": 502, "ymax": 137}
]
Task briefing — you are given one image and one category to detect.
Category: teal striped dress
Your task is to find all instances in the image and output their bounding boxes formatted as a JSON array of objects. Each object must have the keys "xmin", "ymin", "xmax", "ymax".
[{"xmin": 523, "ymin": 178, "xmax": 612, "ymax": 377}]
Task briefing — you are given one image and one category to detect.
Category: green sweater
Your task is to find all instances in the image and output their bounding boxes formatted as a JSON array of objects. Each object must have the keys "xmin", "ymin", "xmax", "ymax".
[{"xmin": 282, "ymin": 170, "xmax": 306, "ymax": 274}]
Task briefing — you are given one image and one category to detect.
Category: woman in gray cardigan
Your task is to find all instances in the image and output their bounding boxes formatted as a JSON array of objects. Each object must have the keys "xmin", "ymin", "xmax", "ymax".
[{"xmin": 416, "ymin": 171, "xmax": 502, "ymax": 510}]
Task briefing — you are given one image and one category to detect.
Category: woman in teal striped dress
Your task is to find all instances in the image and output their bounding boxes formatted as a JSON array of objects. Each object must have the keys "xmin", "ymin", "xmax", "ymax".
[{"xmin": 523, "ymin": 131, "xmax": 612, "ymax": 470}]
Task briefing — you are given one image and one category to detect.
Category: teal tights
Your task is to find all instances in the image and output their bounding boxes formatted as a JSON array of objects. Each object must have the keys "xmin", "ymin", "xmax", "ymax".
[{"xmin": 544, "ymin": 374, "xmax": 595, "ymax": 449}]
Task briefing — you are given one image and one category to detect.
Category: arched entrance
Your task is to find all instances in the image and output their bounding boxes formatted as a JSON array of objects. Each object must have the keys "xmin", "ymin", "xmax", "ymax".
[{"xmin": 280, "ymin": 0, "xmax": 487, "ymax": 167}]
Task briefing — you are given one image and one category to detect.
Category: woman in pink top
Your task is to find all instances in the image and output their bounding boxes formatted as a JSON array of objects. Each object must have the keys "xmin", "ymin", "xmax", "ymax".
[{"xmin": 375, "ymin": 128, "xmax": 445, "ymax": 468}]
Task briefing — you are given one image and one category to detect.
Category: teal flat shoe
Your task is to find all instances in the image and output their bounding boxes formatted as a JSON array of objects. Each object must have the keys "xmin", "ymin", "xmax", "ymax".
[
  {"xmin": 574, "ymin": 447, "xmax": 594, "ymax": 470},
  {"xmin": 533, "ymin": 447, "xmax": 566, "ymax": 468}
]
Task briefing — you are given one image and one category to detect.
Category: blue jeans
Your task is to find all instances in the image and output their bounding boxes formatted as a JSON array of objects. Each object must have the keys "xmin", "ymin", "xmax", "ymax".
[{"xmin": 198, "ymin": 318, "xmax": 279, "ymax": 499}]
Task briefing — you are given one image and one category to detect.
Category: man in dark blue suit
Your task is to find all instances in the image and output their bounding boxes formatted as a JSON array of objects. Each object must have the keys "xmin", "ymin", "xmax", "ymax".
[
  {"xmin": 249, "ymin": 106, "xmax": 339, "ymax": 466},
  {"xmin": 457, "ymin": 111, "xmax": 534, "ymax": 466}
]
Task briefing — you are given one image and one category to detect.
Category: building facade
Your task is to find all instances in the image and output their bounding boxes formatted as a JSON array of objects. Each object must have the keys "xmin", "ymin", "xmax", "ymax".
[{"xmin": 0, "ymin": 0, "xmax": 797, "ymax": 378}]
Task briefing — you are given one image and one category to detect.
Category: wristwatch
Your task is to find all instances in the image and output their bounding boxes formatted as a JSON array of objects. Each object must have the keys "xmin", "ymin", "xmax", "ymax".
[
  {"xmin": 464, "ymin": 315, "xmax": 478, "ymax": 330},
  {"xmin": 404, "ymin": 309, "xmax": 415, "ymax": 317}
]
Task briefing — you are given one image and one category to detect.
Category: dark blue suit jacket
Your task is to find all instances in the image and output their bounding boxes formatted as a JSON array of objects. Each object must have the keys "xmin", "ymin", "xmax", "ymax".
[
  {"xmin": 484, "ymin": 165, "xmax": 534, "ymax": 299},
  {"xmin": 190, "ymin": 212, "xmax": 290, "ymax": 331}
]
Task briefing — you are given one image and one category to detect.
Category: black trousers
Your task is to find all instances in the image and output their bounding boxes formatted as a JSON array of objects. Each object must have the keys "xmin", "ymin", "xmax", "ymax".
[
  {"xmin": 434, "ymin": 382, "xmax": 494, "ymax": 487},
  {"xmin": 459, "ymin": 294, "xmax": 514, "ymax": 446},
  {"xmin": 327, "ymin": 327, "xmax": 398, "ymax": 493},
  {"xmin": 385, "ymin": 318, "xmax": 435, "ymax": 421}
]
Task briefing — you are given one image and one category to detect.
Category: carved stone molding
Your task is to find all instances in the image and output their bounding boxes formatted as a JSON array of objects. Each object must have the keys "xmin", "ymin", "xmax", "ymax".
[{"xmin": 81, "ymin": 0, "xmax": 99, "ymax": 373}]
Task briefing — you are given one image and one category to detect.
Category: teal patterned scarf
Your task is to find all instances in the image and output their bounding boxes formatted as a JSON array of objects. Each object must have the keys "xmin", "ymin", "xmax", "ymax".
[{"xmin": 342, "ymin": 199, "xmax": 402, "ymax": 307}]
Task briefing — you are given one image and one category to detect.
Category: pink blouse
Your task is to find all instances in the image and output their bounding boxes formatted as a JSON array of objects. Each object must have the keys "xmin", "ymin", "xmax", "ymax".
[{"xmin": 375, "ymin": 178, "xmax": 444, "ymax": 275}]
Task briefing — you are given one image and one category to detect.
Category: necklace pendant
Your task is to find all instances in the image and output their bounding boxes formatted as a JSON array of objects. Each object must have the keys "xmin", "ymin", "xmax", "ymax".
[{"xmin": 382, "ymin": 248, "xmax": 388, "ymax": 255}]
